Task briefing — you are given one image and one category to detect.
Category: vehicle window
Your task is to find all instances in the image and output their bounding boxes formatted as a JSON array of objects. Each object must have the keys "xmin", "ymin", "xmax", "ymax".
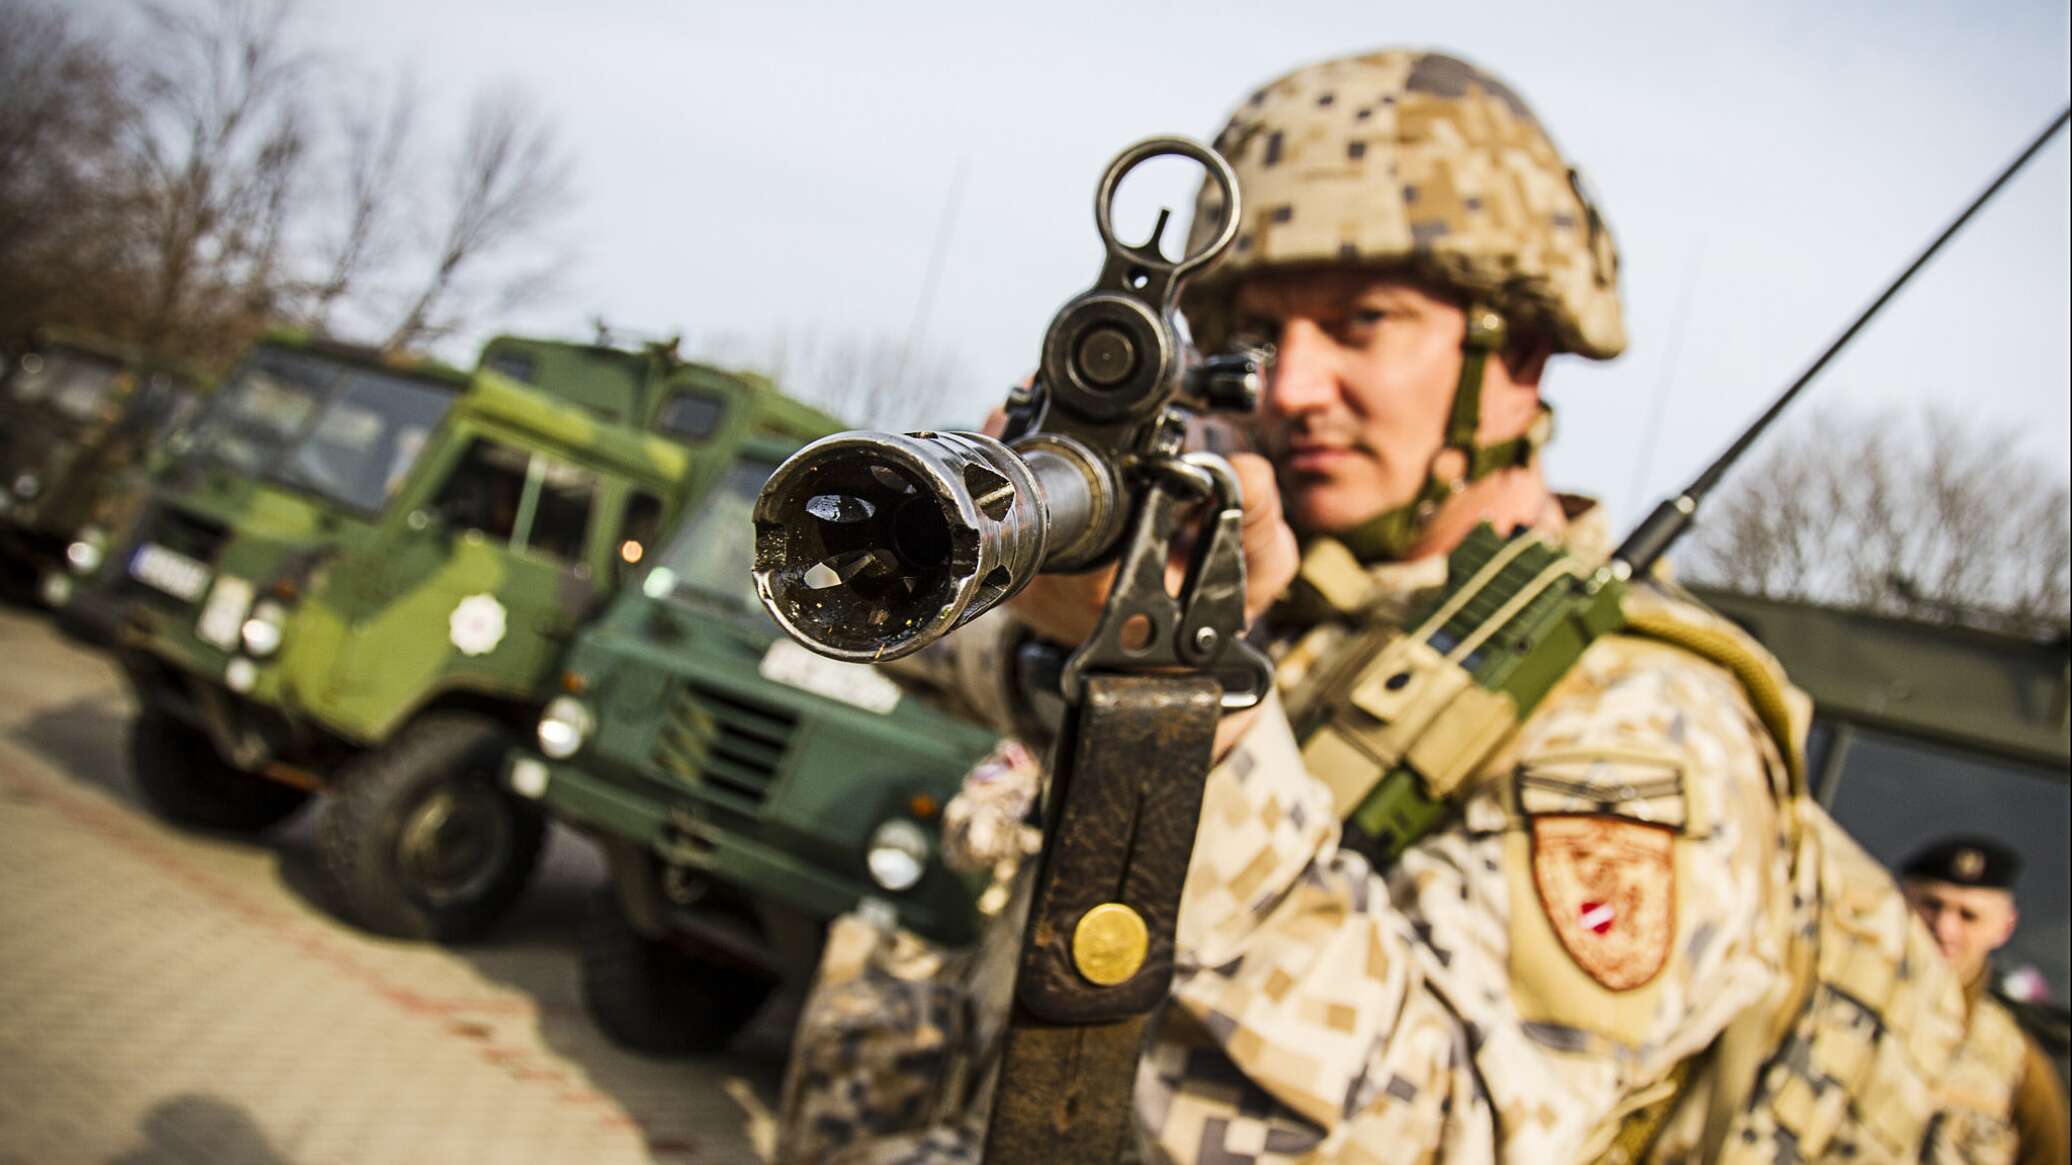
[
  {"xmin": 430, "ymin": 439, "xmax": 530, "ymax": 543},
  {"xmin": 648, "ymin": 456, "xmax": 776, "ymax": 614},
  {"xmin": 185, "ymin": 349, "xmax": 339, "ymax": 475},
  {"xmin": 525, "ymin": 458, "xmax": 597, "ymax": 565},
  {"xmin": 279, "ymin": 367, "xmax": 456, "ymax": 512},
  {"xmin": 8, "ymin": 350, "xmax": 124, "ymax": 419},
  {"xmin": 484, "ymin": 350, "xmax": 538, "ymax": 385},
  {"xmin": 655, "ymin": 391, "xmax": 725, "ymax": 442},
  {"xmin": 617, "ymin": 491, "xmax": 665, "ymax": 578},
  {"xmin": 1826, "ymin": 724, "xmax": 2070, "ymax": 1006}
]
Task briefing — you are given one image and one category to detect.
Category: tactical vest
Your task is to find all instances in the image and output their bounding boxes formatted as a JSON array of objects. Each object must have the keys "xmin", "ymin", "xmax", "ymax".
[
  {"xmin": 1927, "ymin": 987, "xmax": 2026, "ymax": 1161},
  {"xmin": 1277, "ymin": 527, "xmax": 2014, "ymax": 1164}
]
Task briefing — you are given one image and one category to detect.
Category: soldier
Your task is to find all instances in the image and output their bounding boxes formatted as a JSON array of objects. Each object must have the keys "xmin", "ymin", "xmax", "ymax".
[
  {"xmin": 1899, "ymin": 836, "xmax": 2071, "ymax": 1165},
  {"xmin": 778, "ymin": 48, "xmax": 2015, "ymax": 1164}
]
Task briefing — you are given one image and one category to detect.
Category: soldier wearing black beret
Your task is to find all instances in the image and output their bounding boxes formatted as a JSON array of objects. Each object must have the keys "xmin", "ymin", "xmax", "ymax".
[{"xmin": 1901, "ymin": 834, "xmax": 2069, "ymax": 1165}]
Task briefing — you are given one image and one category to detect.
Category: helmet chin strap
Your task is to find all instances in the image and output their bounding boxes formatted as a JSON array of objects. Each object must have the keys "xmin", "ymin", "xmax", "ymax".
[{"xmin": 1333, "ymin": 304, "xmax": 1553, "ymax": 564}]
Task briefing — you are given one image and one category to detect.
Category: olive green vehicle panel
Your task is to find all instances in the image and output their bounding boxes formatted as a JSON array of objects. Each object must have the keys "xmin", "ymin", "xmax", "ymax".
[
  {"xmin": 535, "ymin": 753, "xmax": 977, "ymax": 943},
  {"xmin": 1692, "ymin": 586, "xmax": 2070, "ymax": 775},
  {"xmin": 475, "ymin": 333, "xmax": 843, "ymax": 449},
  {"xmin": 515, "ymin": 431, "xmax": 996, "ymax": 948},
  {"xmin": 528, "ymin": 601, "xmax": 995, "ymax": 947},
  {"xmin": 113, "ymin": 334, "xmax": 476, "ymax": 686},
  {"xmin": 476, "ymin": 335, "xmax": 655, "ymax": 425},
  {"xmin": 278, "ymin": 384, "xmax": 692, "ymax": 744}
]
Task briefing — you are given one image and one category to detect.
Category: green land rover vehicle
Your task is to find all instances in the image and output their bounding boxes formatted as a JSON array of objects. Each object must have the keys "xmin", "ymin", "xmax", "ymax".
[
  {"xmin": 0, "ymin": 329, "xmax": 206, "ymax": 604},
  {"xmin": 60, "ymin": 331, "xmax": 475, "ymax": 641},
  {"xmin": 502, "ymin": 433, "xmax": 999, "ymax": 1052}
]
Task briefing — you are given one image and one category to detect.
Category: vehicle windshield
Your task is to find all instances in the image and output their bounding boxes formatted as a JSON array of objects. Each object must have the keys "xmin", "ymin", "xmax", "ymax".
[
  {"xmin": 1819, "ymin": 723, "xmax": 2071, "ymax": 1008},
  {"xmin": 184, "ymin": 349, "xmax": 338, "ymax": 475},
  {"xmin": 7, "ymin": 349, "xmax": 126, "ymax": 422},
  {"xmin": 645, "ymin": 456, "xmax": 776, "ymax": 618},
  {"xmin": 277, "ymin": 367, "xmax": 457, "ymax": 513}
]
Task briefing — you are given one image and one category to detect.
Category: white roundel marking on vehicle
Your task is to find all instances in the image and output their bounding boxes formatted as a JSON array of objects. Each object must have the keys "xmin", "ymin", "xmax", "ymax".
[
  {"xmin": 758, "ymin": 639, "xmax": 902, "ymax": 714},
  {"xmin": 449, "ymin": 593, "xmax": 508, "ymax": 657}
]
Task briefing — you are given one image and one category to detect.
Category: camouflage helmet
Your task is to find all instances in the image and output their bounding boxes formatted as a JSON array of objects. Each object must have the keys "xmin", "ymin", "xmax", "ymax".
[{"xmin": 1184, "ymin": 49, "xmax": 1626, "ymax": 360}]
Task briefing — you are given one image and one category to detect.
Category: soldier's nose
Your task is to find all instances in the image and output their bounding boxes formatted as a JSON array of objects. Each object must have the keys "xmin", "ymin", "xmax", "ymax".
[{"xmin": 1263, "ymin": 319, "xmax": 1341, "ymax": 417}]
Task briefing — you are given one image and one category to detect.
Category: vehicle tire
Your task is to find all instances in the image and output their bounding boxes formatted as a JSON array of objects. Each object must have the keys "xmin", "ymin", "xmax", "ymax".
[
  {"xmin": 317, "ymin": 712, "xmax": 545, "ymax": 942},
  {"xmin": 579, "ymin": 888, "xmax": 774, "ymax": 1056},
  {"xmin": 128, "ymin": 708, "xmax": 310, "ymax": 833}
]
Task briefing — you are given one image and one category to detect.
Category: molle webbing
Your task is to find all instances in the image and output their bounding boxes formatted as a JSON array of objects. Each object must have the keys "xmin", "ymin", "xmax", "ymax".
[
  {"xmin": 1297, "ymin": 525, "xmax": 1806, "ymax": 867},
  {"xmin": 1296, "ymin": 525, "xmax": 1625, "ymax": 864}
]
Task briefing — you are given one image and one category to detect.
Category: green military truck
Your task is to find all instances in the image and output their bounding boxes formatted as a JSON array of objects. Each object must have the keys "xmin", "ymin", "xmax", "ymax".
[
  {"xmin": 59, "ymin": 331, "xmax": 475, "ymax": 642},
  {"xmin": 0, "ymin": 329, "xmax": 207, "ymax": 604},
  {"xmin": 111, "ymin": 336, "xmax": 850, "ymax": 943},
  {"xmin": 1695, "ymin": 586, "xmax": 2071, "ymax": 1083},
  {"xmin": 473, "ymin": 332, "xmax": 751, "ymax": 443},
  {"xmin": 501, "ymin": 432, "xmax": 999, "ymax": 1053},
  {"xmin": 50, "ymin": 329, "xmax": 737, "ymax": 626}
]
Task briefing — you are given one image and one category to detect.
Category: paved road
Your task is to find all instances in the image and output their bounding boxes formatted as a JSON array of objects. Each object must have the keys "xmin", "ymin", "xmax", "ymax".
[{"xmin": 0, "ymin": 606, "xmax": 791, "ymax": 1164}]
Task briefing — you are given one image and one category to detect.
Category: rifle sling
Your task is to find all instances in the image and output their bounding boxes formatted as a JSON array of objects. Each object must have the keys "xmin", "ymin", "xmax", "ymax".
[{"xmin": 982, "ymin": 673, "xmax": 1224, "ymax": 1162}]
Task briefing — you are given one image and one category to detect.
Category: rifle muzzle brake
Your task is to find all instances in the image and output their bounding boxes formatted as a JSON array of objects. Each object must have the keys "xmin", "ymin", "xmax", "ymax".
[{"xmin": 752, "ymin": 429, "xmax": 1112, "ymax": 662}]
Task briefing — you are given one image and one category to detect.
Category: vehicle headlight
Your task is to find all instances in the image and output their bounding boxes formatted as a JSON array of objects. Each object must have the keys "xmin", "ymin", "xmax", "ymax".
[
  {"xmin": 65, "ymin": 526, "xmax": 107, "ymax": 574},
  {"xmin": 537, "ymin": 695, "xmax": 594, "ymax": 760},
  {"xmin": 865, "ymin": 819, "xmax": 930, "ymax": 892},
  {"xmin": 239, "ymin": 599, "xmax": 289, "ymax": 657},
  {"xmin": 12, "ymin": 473, "xmax": 39, "ymax": 499}
]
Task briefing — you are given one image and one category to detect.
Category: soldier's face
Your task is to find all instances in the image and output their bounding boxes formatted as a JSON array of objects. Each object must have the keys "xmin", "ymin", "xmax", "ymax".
[
  {"xmin": 1902, "ymin": 878, "xmax": 2018, "ymax": 985},
  {"xmin": 1232, "ymin": 271, "xmax": 1520, "ymax": 538}
]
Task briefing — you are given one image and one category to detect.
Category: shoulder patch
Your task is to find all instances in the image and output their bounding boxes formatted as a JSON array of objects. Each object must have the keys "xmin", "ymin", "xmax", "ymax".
[{"xmin": 1530, "ymin": 814, "xmax": 1675, "ymax": 991}]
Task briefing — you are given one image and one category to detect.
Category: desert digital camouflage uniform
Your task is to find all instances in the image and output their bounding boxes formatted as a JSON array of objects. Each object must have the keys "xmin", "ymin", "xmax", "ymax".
[
  {"xmin": 775, "ymin": 741, "xmax": 1039, "ymax": 1165},
  {"xmin": 781, "ymin": 516, "xmax": 2014, "ymax": 1164},
  {"xmin": 1136, "ymin": 511, "xmax": 2011, "ymax": 1163}
]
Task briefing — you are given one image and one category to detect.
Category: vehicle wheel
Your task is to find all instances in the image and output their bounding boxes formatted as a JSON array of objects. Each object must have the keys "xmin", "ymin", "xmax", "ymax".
[
  {"xmin": 579, "ymin": 888, "xmax": 774, "ymax": 1055},
  {"xmin": 318, "ymin": 712, "xmax": 545, "ymax": 942},
  {"xmin": 128, "ymin": 708, "xmax": 310, "ymax": 833}
]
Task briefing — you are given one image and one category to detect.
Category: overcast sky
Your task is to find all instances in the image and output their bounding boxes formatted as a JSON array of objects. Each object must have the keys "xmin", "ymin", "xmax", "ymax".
[{"xmin": 88, "ymin": 0, "xmax": 2072, "ymax": 528}]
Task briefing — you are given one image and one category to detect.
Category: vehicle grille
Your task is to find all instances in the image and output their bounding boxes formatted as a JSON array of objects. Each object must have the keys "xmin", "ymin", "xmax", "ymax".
[{"xmin": 649, "ymin": 680, "xmax": 798, "ymax": 807}]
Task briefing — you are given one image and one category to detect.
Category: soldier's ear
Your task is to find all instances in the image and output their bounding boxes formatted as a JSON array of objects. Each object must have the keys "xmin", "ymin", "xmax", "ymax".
[{"xmin": 1993, "ymin": 900, "xmax": 2020, "ymax": 950}]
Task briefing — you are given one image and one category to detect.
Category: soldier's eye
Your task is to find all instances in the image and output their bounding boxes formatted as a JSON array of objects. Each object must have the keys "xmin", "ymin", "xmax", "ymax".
[{"xmin": 1228, "ymin": 316, "xmax": 1279, "ymax": 347}]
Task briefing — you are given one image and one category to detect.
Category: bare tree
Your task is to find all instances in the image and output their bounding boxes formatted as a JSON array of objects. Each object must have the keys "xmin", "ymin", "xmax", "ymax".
[
  {"xmin": 385, "ymin": 88, "xmax": 573, "ymax": 350},
  {"xmin": 1683, "ymin": 406, "xmax": 2071, "ymax": 634},
  {"xmin": 688, "ymin": 325, "xmax": 985, "ymax": 430},
  {"xmin": 2, "ymin": 0, "xmax": 582, "ymax": 369},
  {"xmin": 122, "ymin": 0, "xmax": 314, "ymax": 362},
  {"xmin": 0, "ymin": 1, "xmax": 136, "ymax": 344},
  {"xmin": 302, "ymin": 71, "xmax": 417, "ymax": 330}
]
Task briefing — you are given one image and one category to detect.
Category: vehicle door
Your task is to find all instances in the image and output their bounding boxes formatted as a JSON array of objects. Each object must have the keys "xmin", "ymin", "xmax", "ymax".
[{"xmin": 312, "ymin": 429, "xmax": 610, "ymax": 733}]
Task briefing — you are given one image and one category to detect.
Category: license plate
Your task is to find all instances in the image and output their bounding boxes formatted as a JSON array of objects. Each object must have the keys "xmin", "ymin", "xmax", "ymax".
[
  {"xmin": 129, "ymin": 542, "xmax": 211, "ymax": 602},
  {"xmin": 758, "ymin": 639, "xmax": 902, "ymax": 715},
  {"xmin": 196, "ymin": 575, "xmax": 254, "ymax": 650}
]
